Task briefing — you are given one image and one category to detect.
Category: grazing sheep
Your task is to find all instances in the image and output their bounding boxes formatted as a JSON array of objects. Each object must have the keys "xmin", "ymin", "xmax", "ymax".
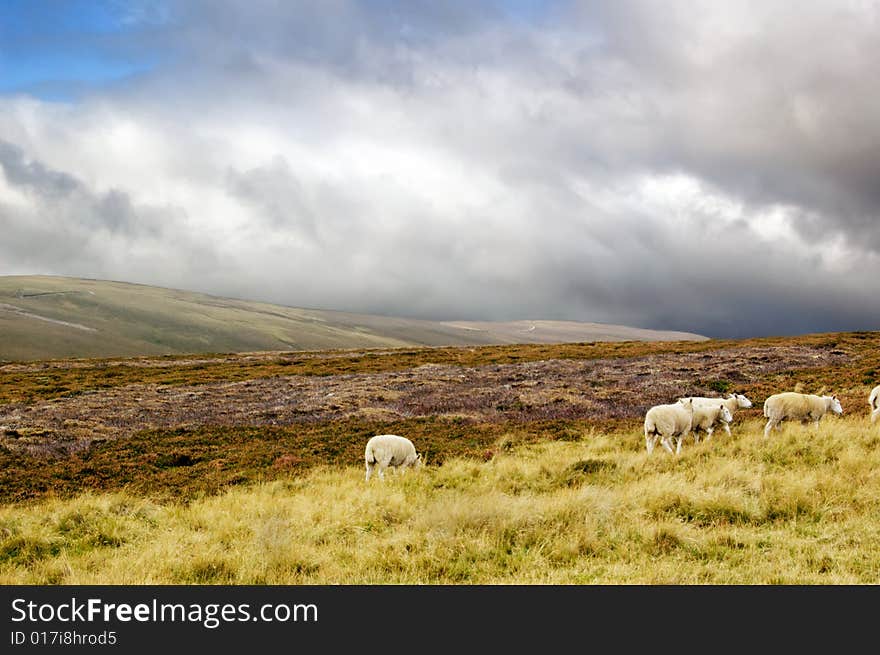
[
  {"xmin": 683, "ymin": 401, "xmax": 733, "ymax": 443},
  {"xmin": 364, "ymin": 434, "xmax": 423, "ymax": 481},
  {"xmin": 678, "ymin": 393, "xmax": 754, "ymax": 437},
  {"xmin": 762, "ymin": 392, "xmax": 843, "ymax": 438},
  {"xmin": 870, "ymin": 385, "xmax": 880, "ymax": 424},
  {"xmin": 644, "ymin": 398, "xmax": 695, "ymax": 456}
]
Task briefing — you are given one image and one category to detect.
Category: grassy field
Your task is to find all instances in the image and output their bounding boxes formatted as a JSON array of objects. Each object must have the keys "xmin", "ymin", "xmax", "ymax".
[
  {"xmin": 1, "ymin": 330, "xmax": 880, "ymax": 583},
  {"xmin": 2, "ymin": 416, "xmax": 879, "ymax": 584}
]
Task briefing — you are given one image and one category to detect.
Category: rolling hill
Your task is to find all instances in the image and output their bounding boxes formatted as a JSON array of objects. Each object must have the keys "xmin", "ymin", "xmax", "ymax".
[{"xmin": 0, "ymin": 275, "xmax": 707, "ymax": 361}]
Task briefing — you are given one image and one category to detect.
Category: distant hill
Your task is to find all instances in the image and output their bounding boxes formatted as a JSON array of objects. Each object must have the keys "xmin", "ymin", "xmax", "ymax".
[{"xmin": 0, "ymin": 276, "xmax": 707, "ymax": 361}]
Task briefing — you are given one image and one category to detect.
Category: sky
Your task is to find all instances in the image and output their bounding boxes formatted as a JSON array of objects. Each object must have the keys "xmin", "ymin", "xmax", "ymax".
[{"xmin": 1, "ymin": 0, "xmax": 880, "ymax": 338}]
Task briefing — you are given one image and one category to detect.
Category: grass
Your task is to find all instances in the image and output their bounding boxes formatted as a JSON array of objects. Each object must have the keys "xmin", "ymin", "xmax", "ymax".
[
  {"xmin": 0, "ymin": 418, "xmax": 560, "ymax": 502},
  {"xmin": 0, "ymin": 275, "xmax": 706, "ymax": 362},
  {"xmin": 2, "ymin": 329, "xmax": 880, "ymax": 583},
  {"xmin": 0, "ymin": 275, "xmax": 422, "ymax": 361},
  {"xmin": 2, "ymin": 415, "xmax": 880, "ymax": 584}
]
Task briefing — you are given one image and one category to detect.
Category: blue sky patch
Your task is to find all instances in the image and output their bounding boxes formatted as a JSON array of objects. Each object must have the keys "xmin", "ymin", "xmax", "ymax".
[{"xmin": 0, "ymin": 0, "xmax": 165, "ymax": 100}]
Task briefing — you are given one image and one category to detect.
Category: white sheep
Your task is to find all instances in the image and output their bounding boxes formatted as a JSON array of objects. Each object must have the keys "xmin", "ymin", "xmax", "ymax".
[
  {"xmin": 869, "ymin": 385, "xmax": 880, "ymax": 424},
  {"xmin": 682, "ymin": 401, "xmax": 733, "ymax": 443},
  {"xmin": 364, "ymin": 434, "xmax": 423, "ymax": 481},
  {"xmin": 644, "ymin": 397, "xmax": 695, "ymax": 455},
  {"xmin": 762, "ymin": 392, "xmax": 843, "ymax": 438},
  {"xmin": 678, "ymin": 393, "xmax": 753, "ymax": 437}
]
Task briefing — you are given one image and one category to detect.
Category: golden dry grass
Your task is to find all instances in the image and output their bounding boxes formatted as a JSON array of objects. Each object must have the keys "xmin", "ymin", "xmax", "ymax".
[{"xmin": 3, "ymin": 414, "xmax": 879, "ymax": 584}]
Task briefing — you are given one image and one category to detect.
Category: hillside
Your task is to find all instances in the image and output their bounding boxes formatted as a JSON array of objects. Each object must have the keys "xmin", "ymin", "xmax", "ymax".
[{"xmin": 0, "ymin": 276, "xmax": 707, "ymax": 361}]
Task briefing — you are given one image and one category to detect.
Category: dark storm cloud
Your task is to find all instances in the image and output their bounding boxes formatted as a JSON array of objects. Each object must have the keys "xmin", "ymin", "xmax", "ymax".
[
  {"xmin": 3, "ymin": 1, "xmax": 880, "ymax": 337},
  {"xmin": 564, "ymin": 1, "xmax": 880, "ymax": 251},
  {"xmin": 0, "ymin": 141, "xmax": 79, "ymax": 197},
  {"xmin": 0, "ymin": 140, "xmax": 147, "ymax": 236}
]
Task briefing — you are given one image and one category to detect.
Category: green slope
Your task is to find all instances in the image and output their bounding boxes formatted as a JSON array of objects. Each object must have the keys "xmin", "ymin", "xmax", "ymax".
[{"xmin": 0, "ymin": 276, "xmax": 706, "ymax": 361}]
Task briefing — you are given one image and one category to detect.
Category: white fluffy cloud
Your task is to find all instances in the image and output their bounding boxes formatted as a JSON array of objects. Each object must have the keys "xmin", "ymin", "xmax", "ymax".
[{"xmin": 2, "ymin": 0, "xmax": 880, "ymax": 337}]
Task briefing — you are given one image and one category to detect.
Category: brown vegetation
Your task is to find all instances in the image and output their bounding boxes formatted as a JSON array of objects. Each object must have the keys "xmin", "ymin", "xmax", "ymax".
[{"xmin": 0, "ymin": 331, "xmax": 878, "ymax": 504}]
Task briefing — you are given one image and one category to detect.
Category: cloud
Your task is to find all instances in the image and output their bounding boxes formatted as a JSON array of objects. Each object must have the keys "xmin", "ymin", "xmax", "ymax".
[
  {"xmin": 1, "ymin": 1, "xmax": 880, "ymax": 338},
  {"xmin": 0, "ymin": 141, "xmax": 79, "ymax": 197},
  {"xmin": 0, "ymin": 138, "xmax": 215, "ymax": 283},
  {"xmin": 226, "ymin": 157, "xmax": 320, "ymax": 241}
]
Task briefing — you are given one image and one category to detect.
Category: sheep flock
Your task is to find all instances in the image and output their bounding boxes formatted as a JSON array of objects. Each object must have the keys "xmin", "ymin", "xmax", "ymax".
[
  {"xmin": 640, "ymin": 389, "xmax": 852, "ymax": 456},
  {"xmin": 364, "ymin": 385, "xmax": 877, "ymax": 476}
]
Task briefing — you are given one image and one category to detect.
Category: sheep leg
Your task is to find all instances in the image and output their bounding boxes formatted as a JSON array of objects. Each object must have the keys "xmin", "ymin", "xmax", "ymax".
[
  {"xmin": 872, "ymin": 408, "xmax": 880, "ymax": 424},
  {"xmin": 645, "ymin": 428, "xmax": 660, "ymax": 455},
  {"xmin": 660, "ymin": 437, "xmax": 674, "ymax": 455},
  {"xmin": 763, "ymin": 419, "xmax": 777, "ymax": 438},
  {"xmin": 723, "ymin": 423, "xmax": 731, "ymax": 437},
  {"xmin": 674, "ymin": 437, "xmax": 683, "ymax": 455},
  {"xmin": 365, "ymin": 462, "xmax": 374, "ymax": 482},
  {"xmin": 705, "ymin": 426, "xmax": 714, "ymax": 441},
  {"xmin": 379, "ymin": 454, "xmax": 396, "ymax": 480}
]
